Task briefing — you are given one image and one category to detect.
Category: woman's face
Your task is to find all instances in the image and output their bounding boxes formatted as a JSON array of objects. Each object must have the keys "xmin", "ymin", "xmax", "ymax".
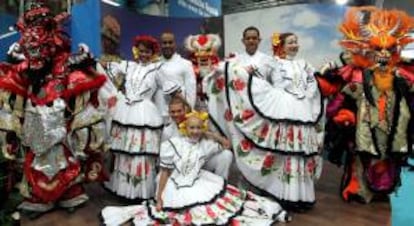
[
  {"xmin": 137, "ymin": 43, "xmax": 153, "ymax": 63},
  {"xmin": 283, "ymin": 35, "xmax": 299, "ymax": 58},
  {"xmin": 186, "ymin": 117, "xmax": 203, "ymax": 140}
]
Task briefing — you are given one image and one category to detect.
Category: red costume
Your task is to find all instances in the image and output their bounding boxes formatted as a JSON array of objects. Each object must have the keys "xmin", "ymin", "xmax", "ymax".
[{"xmin": 0, "ymin": 1, "xmax": 108, "ymax": 214}]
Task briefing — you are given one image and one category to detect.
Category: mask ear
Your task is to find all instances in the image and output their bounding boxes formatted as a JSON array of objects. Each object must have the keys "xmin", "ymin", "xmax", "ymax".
[
  {"xmin": 340, "ymin": 40, "xmax": 369, "ymax": 54},
  {"xmin": 398, "ymin": 36, "xmax": 414, "ymax": 47}
]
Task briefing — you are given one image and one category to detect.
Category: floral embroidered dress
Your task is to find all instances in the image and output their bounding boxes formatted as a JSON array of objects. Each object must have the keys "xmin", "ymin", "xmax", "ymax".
[
  {"xmin": 104, "ymin": 60, "xmax": 179, "ymax": 200},
  {"xmin": 205, "ymin": 59, "xmax": 324, "ymax": 210},
  {"xmin": 101, "ymin": 136, "xmax": 290, "ymax": 226}
]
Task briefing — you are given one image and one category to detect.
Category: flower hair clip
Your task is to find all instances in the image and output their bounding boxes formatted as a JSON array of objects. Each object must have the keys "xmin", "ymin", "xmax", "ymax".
[
  {"xmin": 272, "ymin": 33, "xmax": 281, "ymax": 47},
  {"xmin": 178, "ymin": 111, "xmax": 209, "ymax": 135}
]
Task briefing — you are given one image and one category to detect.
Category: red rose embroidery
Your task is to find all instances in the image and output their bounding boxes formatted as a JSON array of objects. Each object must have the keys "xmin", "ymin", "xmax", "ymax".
[
  {"xmin": 241, "ymin": 109, "xmax": 255, "ymax": 121},
  {"xmin": 285, "ymin": 157, "xmax": 292, "ymax": 173},
  {"xmin": 136, "ymin": 162, "xmax": 142, "ymax": 176},
  {"xmin": 215, "ymin": 77, "xmax": 225, "ymax": 91},
  {"xmin": 307, "ymin": 158, "xmax": 316, "ymax": 174},
  {"xmin": 232, "ymin": 78, "xmax": 246, "ymax": 91},
  {"xmin": 297, "ymin": 128, "xmax": 303, "ymax": 144},
  {"xmin": 184, "ymin": 211, "xmax": 192, "ymax": 224},
  {"xmin": 287, "ymin": 126, "xmax": 295, "ymax": 146},
  {"xmin": 206, "ymin": 205, "xmax": 217, "ymax": 219},
  {"xmin": 224, "ymin": 109, "xmax": 233, "ymax": 121},
  {"xmin": 240, "ymin": 139, "xmax": 253, "ymax": 151},
  {"xmin": 217, "ymin": 201, "xmax": 226, "ymax": 210},
  {"xmin": 227, "ymin": 185, "xmax": 241, "ymax": 197},
  {"xmin": 231, "ymin": 219, "xmax": 241, "ymax": 226},
  {"xmin": 259, "ymin": 124, "xmax": 270, "ymax": 139},
  {"xmin": 263, "ymin": 154, "xmax": 275, "ymax": 169}
]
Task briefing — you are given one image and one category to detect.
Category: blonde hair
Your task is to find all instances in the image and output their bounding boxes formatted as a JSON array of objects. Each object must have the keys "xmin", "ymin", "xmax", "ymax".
[{"xmin": 178, "ymin": 111, "xmax": 209, "ymax": 136}]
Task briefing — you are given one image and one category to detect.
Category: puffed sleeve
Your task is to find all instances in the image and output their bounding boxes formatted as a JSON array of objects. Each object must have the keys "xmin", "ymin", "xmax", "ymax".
[
  {"xmin": 105, "ymin": 60, "xmax": 130, "ymax": 80},
  {"xmin": 159, "ymin": 140, "xmax": 176, "ymax": 169},
  {"xmin": 303, "ymin": 61, "xmax": 319, "ymax": 98}
]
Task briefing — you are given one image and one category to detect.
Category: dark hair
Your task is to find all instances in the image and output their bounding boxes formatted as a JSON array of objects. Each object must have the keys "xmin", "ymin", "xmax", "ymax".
[
  {"xmin": 279, "ymin": 32, "xmax": 296, "ymax": 47},
  {"xmin": 160, "ymin": 30, "xmax": 175, "ymax": 39},
  {"xmin": 272, "ymin": 32, "xmax": 296, "ymax": 57},
  {"xmin": 169, "ymin": 96, "xmax": 191, "ymax": 112},
  {"xmin": 243, "ymin": 26, "xmax": 260, "ymax": 38}
]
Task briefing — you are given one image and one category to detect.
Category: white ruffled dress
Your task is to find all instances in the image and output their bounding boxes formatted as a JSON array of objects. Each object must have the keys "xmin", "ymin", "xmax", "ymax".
[
  {"xmin": 204, "ymin": 58, "xmax": 325, "ymax": 210},
  {"xmin": 104, "ymin": 60, "xmax": 179, "ymax": 200},
  {"xmin": 101, "ymin": 137, "xmax": 290, "ymax": 226}
]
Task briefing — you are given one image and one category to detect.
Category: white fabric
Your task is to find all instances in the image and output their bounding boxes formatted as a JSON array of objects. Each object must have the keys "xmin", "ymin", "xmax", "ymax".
[
  {"xmin": 105, "ymin": 60, "xmax": 178, "ymax": 200},
  {"xmin": 160, "ymin": 137, "xmax": 221, "ymax": 187},
  {"xmin": 107, "ymin": 61, "xmax": 178, "ymax": 127},
  {"xmin": 101, "ymin": 135, "xmax": 289, "ymax": 225},
  {"xmin": 203, "ymin": 149, "xmax": 233, "ymax": 179},
  {"xmin": 160, "ymin": 53, "xmax": 197, "ymax": 109},
  {"xmin": 96, "ymin": 62, "xmax": 118, "ymax": 139},
  {"xmin": 105, "ymin": 154, "xmax": 158, "ymax": 199},
  {"xmin": 160, "ymin": 121, "xmax": 179, "ymax": 142},
  {"xmin": 205, "ymin": 60, "xmax": 325, "ymax": 206},
  {"xmin": 250, "ymin": 58, "xmax": 322, "ymax": 122},
  {"xmin": 234, "ymin": 51, "xmax": 276, "ymax": 81},
  {"xmin": 160, "ymin": 123, "xmax": 233, "ymax": 179}
]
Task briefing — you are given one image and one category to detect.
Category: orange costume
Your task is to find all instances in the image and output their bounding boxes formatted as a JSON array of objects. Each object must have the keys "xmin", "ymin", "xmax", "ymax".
[{"xmin": 319, "ymin": 7, "xmax": 414, "ymax": 203}]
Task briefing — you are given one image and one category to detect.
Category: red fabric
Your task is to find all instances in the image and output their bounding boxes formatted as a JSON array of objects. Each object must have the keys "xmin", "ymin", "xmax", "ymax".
[
  {"xmin": 63, "ymin": 72, "xmax": 106, "ymax": 99},
  {"xmin": 316, "ymin": 77, "xmax": 341, "ymax": 97},
  {"xmin": 333, "ymin": 109, "xmax": 356, "ymax": 126},
  {"xmin": 27, "ymin": 79, "xmax": 65, "ymax": 105},
  {"xmin": 23, "ymin": 147, "xmax": 81, "ymax": 203},
  {"xmin": 0, "ymin": 63, "xmax": 28, "ymax": 96},
  {"xmin": 398, "ymin": 65, "xmax": 414, "ymax": 84},
  {"xmin": 338, "ymin": 65, "xmax": 363, "ymax": 83}
]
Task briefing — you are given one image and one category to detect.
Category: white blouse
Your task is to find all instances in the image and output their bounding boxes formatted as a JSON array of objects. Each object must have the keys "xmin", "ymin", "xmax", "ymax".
[{"xmin": 160, "ymin": 137, "xmax": 221, "ymax": 187}]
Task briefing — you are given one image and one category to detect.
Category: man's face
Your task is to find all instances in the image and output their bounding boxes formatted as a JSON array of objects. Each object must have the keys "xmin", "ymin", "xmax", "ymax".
[
  {"xmin": 169, "ymin": 103, "xmax": 186, "ymax": 124},
  {"xmin": 160, "ymin": 33, "xmax": 176, "ymax": 59},
  {"xmin": 242, "ymin": 29, "xmax": 261, "ymax": 55}
]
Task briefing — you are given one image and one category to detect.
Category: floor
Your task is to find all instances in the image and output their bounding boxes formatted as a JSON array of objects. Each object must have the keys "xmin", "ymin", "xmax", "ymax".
[{"xmin": 21, "ymin": 161, "xmax": 390, "ymax": 226}]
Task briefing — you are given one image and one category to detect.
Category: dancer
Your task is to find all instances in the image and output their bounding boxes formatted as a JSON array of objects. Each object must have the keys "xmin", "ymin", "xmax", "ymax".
[
  {"xmin": 320, "ymin": 7, "xmax": 414, "ymax": 203},
  {"xmin": 185, "ymin": 33, "xmax": 221, "ymax": 111},
  {"xmin": 104, "ymin": 35, "xmax": 180, "ymax": 200},
  {"xmin": 162, "ymin": 96, "xmax": 233, "ymax": 179},
  {"xmin": 101, "ymin": 111, "xmax": 290, "ymax": 226},
  {"xmin": 159, "ymin": 31, "xmax": 196, "ymax": 109},
  {"xmin": 0, "ymin": 1, "xmax": 108, "ymax": 217},
  {"xmin": 205, "ymin": 31, "xmax": 324, "ymax": 211}
]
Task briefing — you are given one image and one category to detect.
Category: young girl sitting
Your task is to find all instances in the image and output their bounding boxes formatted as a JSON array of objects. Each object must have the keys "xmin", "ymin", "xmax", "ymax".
[{"xmin": 102, "ymin": 111, "xmax": 291, "ymax": 225}]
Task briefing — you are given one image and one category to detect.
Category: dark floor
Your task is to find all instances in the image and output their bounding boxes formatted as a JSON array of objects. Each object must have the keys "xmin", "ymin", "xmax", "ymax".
[{"xmin": 21, "ymin": 161, "xmax": 390, "ymax": 226}]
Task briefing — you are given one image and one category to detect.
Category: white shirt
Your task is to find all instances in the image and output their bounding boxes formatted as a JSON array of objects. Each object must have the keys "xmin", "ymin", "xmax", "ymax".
[
  {"xmin": 235, "ymin": 51, "xmax": 275, "ymax": 81},
  {"xmin": 161, "ymin": 121, "xmax": 180, "ymax": 142},
  {"xmin": 160, "ymin": 53, "xmax": 197, "ymax": 109}
]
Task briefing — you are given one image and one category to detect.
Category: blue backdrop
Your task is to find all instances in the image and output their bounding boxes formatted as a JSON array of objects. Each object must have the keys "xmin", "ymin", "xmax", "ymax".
[
  {"xmin": 102, "ymin": 2, "xmax": 223, "ymax": 60},
  {"xmin": 169, "ymin": 0, "xmax": 221, "ymax": 18}
]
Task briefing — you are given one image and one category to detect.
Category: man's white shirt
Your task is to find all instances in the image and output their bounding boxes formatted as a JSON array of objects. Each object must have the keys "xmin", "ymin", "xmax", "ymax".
[{"xmin": 160, "ymin": 53, "xmax": 197, "ymax": 109}]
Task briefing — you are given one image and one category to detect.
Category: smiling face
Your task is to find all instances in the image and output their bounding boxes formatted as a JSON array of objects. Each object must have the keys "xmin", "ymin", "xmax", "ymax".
[
  {"xmin": 160, "ymin": 33, "xmax": 176, "ymax": 59},
  {"xmin": 242, "ymin": 29, "xmax": 261, "ymax": 56},
  {"xmin": 186, "ymin": 116, "xmax": 203, "ymax": 141},
  {"xmin": 137, "ymin": 43, "xmax": 153, "ymax": 64},
  {"xmin": 169, "ymin": 102, "xmax": 186, "ymax": 124},
  {"xmin": 282, "ymin": 34, "xmax": 299, "ymax": 59}
]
